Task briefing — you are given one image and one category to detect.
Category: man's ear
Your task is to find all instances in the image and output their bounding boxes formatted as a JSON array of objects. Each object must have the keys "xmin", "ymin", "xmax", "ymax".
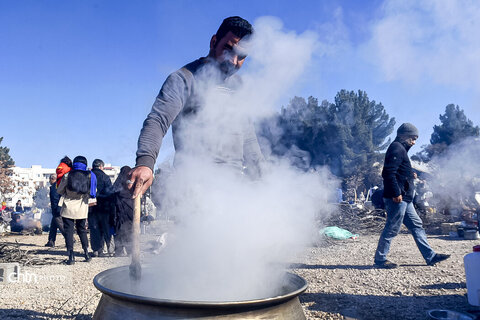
[{"xmin": 210, "ymin": 35, "xmax": 217, "ymax": 50}]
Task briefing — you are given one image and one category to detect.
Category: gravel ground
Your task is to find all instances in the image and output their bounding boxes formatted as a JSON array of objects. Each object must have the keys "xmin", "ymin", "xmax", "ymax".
[{"xmin": 1, "ymin": 229, "xmax": 479, "ymax": 320}]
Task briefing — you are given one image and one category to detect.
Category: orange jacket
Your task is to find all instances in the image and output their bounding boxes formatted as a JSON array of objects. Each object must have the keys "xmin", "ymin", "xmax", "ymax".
[{"xmin": 56, "ymin": 162, "xmax": 71, "ymax": 187}]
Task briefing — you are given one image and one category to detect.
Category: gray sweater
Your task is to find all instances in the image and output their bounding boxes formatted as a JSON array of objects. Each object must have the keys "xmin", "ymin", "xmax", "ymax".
[{"xmin": 136, "ymin": 58, "xmax": 264, "ymax": 175}]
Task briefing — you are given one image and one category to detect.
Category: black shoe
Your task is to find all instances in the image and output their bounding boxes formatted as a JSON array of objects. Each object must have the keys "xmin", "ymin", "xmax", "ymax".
[
  {"xmin": 66, "ymin": 250, "xmax": 75, "ymax": 265},
  {"xmin": 374, "ymin": 260, "xmax": 398, "ymax": 269},
  {"xmin": 427, "ymin": 253, "xmax": 450, "ymax": 266},
  {"xmin": 45, "ymin": 241, "xmax": 55, "ymax": 247},
  {"xmin": 84, "ymin": 250, "xmax": 92, "ymax": 262}
]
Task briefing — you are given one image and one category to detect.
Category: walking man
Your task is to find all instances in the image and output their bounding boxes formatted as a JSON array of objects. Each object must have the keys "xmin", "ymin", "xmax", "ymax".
[
  {"xmin": 374, "ymin": 123, "xmax": 450, "ymax": 268},
  {"xmin": 89, "ymin": 159, "xmax": 114, "ymax": 257},
  {"xmin": 45, "ymin": 174, "xmax": 65, "ymax": 247}
]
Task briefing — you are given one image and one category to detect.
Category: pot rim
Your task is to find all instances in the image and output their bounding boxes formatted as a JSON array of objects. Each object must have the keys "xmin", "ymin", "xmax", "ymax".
[{"xmin": 93, "ymin": 265, "xmax": 308, "ymax": 309}]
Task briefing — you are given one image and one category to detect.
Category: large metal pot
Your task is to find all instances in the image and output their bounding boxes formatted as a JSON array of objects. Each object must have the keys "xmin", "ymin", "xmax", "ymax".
[{"xmin": 93, "ymin": 265, "xmax": 308, "ymax": 319}]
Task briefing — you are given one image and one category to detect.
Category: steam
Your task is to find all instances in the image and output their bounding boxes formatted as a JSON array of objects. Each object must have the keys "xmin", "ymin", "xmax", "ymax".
[
  {"xmin": 426, "ymin": 137, "xmax": 480, "ymax": 212},
  {"xmin": 136, "ymin": 16, "xmax": 338, "ymax": 301}
]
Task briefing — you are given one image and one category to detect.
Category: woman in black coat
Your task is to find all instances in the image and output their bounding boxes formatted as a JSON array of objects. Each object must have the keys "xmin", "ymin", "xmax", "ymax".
[{"xmin": 112, "ymin": 166, "xmax": 134, "ymax": 256}]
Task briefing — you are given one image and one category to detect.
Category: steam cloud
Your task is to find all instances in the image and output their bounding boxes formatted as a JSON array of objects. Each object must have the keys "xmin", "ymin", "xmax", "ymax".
[
  {"xmin": 135, "ymin": 17, "xmax": 338, "ymax": 301},
  {"xmin": 426, "ymin": 137, "xmax": 480, "ymax": 212}
]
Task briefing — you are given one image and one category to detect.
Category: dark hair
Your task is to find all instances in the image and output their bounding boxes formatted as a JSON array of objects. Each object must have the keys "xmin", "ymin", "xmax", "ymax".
[
  {"xmin": 60, "ymin": 156, "xmax": 72, "ymax": 168},
  {"xmin": 215, "ymin": 16, "xmax": 253, "ymax": 42},
  {"xmin": 73, "ymin": 156, "xmax": 88, "ymax": 166},
  {"xmin": 92, "ymin": 159, "xmax": 104, "ymax": 169},
  {"xmin": 67, "ymin": 171, "xmax": 91, "ymax": 194},
  {"xmin": 68, "ymin": 156, "xmax": 90, "ymax": 194}
]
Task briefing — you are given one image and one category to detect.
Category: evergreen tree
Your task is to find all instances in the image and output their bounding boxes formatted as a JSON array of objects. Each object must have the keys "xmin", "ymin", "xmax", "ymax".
[
  {"xmin": 416, "ymin": 104, "xmax": 480, "ymax": 161},
  {"xmin": 259, "ymin": 90, "xmax": 395, "ymax": 192},
  {"xmin": 0, "ymin": 137, "xmax": 15, "ymax": 200}
]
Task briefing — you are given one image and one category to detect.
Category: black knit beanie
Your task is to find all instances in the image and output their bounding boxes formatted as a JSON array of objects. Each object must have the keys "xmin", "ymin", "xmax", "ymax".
[{"xmin": 397, "ymin": 123, "xmax": 419, "ymax": 138}]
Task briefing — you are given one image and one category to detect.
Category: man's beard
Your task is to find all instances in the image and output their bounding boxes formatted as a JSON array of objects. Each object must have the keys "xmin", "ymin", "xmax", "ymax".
[{"xmin": 219, "ymin": 60, "xmax": 239, "ymax": 77}]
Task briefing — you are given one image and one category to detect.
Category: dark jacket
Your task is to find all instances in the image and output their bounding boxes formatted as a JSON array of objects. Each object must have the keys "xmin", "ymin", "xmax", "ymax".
[
  {"xmin": 113, "ymin": 188, "xmax": 134, "ymax": 232},
  {"xmin": 91, "ymin": 168, "xmax": 113, "ymax": 214},
  {"xmin": 382, "ymin": 138, "xmax": 415, "ymax": 202},
  {"xmin": 49, "ymin": 183, "xmax": 61, "ymax": 216}
]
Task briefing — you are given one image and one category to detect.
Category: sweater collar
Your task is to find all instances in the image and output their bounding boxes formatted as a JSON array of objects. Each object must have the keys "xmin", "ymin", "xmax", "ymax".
[{"xmin": 394, "ymin": 137, "xmax": 412, "ymax": 152}]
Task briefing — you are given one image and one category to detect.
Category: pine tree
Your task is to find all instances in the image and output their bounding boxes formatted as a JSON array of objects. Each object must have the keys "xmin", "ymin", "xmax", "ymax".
[
  {"xmin": 418, "ymin": 104, "xmax": 480, "ymax": 160},
  {"xmin": 0, "ymin": 137, "xmax": 15, "ymax": 200},
  {"xmin": 259, "ymin": 90, "xmax": 395, "ymax": 192}
]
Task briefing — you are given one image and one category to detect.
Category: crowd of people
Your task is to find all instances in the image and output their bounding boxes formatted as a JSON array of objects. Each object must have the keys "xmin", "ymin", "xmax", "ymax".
[
  {"xmin": 45, "ymin": 156, "xmax": 134, "ymax": 265},
  {"xmin": 0, "ymin": 199, "xmax": 43, "ymax": 235}
]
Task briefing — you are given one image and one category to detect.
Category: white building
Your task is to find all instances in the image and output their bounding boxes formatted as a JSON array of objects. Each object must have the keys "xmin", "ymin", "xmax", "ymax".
[
  {"xmin": 3, "ymin": 164, "xmax": 121, "ymax": 208},
  {"xmin": 5, "ymin": 165, "xmax": 55, "ymax": 208},
  {"xmin": 103, "ymin": 164, "xmax": 121, "ymax": 184}
]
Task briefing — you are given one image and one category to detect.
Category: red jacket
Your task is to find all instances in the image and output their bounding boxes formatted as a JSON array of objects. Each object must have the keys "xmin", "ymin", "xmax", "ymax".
[{"xmin": 56, "ymin": 162, "xmax": 71, "ymax": 187}]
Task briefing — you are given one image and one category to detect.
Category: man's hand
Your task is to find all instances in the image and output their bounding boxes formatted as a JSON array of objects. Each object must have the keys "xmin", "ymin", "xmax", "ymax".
[
  {"xmin": 128, "ymin": 166, "xmax": 153, "ymax": 199},
  {"xmin": 393, "ymin": 195, "xmax": 403, "ymax": 203}
]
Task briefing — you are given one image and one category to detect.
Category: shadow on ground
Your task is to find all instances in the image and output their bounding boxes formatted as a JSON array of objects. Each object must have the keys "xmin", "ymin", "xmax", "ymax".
[
  {"xmin": 0, "ymin": 309, "xmax": 92, "ymax": 320},
  {"xmin": 292, "ymin": 263, "xmax": 431, "ymax": 270},
  {"xmin": 0, "ymin": 241, "xmax": 39, "ymax": 247},
  {"xmin": 291, "ymin": 263, "xmax": 375, "ymax": 270},
  {"xmin": 420, "ymin": 282, "xmax": 467, "ymax": 290},
  {"xmin": 300, "ymin": 291, "xmax": 479, "ymax": 320}
]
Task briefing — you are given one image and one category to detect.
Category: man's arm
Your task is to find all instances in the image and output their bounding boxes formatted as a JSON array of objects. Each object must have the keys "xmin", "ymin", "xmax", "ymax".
[{"xmin": 130, "ymin": 69, "xmax": 193, "ymax": 197}]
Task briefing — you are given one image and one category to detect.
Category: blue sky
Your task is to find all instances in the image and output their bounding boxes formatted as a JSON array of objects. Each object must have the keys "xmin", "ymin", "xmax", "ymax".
[{"xmin": 1, "ymin": 0, "xmax": 479, "ymax": 168}]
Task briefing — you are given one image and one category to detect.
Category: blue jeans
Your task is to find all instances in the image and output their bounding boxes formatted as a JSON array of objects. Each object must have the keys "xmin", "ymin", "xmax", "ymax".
[{"xmin": 374, "ymin": 198, "xmax": 436, "ymax": 264}]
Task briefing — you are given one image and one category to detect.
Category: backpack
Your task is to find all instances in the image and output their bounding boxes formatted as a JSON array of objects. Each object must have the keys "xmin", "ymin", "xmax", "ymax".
[
  {"xmin": 371, "ymin": 188, "xmax": 385, "ymax": 209},
  {"xmin": 67, "ymin": 170, "xmax": 91, "ymax": 195}
]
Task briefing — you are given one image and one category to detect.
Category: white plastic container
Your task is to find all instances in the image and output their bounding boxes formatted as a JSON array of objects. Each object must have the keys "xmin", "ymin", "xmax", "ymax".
[{"xmin": 464, "ymin": 245, "xmax": 480, "ymax": 306}]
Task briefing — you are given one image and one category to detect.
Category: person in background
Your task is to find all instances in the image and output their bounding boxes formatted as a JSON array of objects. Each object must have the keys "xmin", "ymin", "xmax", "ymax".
[
  {"xmin": 56, "ymin": 156, "xmax": 72, "ymax": 187},
  {"xmin": 45, "ymin": 174, "xmax": 65, "ymax": 247},
  {"xmin": 9, "ymin": 210, "xmax": 42, "ymax": 234},
  {"xmin": 112, "ymin": 166, "xmax": 134, "ymax": 256},
  {"xmin": 58, "ymin": 156, "xmax": 96, "ymax": 265},
  {"xmin": 15, "ymin": 200, "xmax": 23, "ymax": 213},
  {"xmin": 0, "ymin": 202, "xmax": 8, "ymax": 220},
  {"xmin": 89, "ymin": 159, "xmax": 114, "ymax": 257},
  {"xmin": 374, "ymin": 123, "xmax": 450, "ymax": 268}
]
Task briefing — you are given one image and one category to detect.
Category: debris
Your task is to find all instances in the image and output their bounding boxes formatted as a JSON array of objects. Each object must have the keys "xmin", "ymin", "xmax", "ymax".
[
  {"xmin": 320, "ymin": 226, "xmax": 358, "ymax": 240},
  {"xmin": 0, "ymin": 241, "xmax": 60, "ymax": 266},
  {"xmin": 321, "ymin": 203, "xmax": 387, "ymax": 235}
]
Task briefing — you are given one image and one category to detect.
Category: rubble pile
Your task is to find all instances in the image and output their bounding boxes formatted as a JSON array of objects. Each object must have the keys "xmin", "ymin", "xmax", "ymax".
[
  {"xmin": 321, "ymin": 202, "xmax": 473, "ymax": 237},
  {"xmin": 0, "ymin": 241, "xmax": 60, "ymax": 266},
  {"xmin": 321, "ymin": 203, "xmax": 387, "ymax": 235}
]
